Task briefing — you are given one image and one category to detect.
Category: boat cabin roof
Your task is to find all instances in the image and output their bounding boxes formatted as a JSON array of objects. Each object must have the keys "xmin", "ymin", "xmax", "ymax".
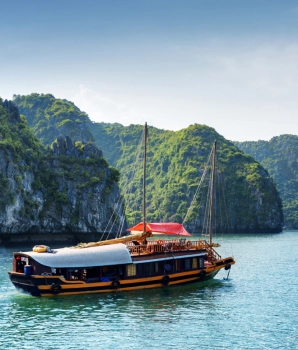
[{"xmin": 17, "ymin": 243, "xmax": 133, "ymax": 268}]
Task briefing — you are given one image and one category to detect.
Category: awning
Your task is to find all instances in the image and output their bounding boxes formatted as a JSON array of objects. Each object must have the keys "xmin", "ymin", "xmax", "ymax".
[
  {"xmin": 21, "ymin": 243, "xmax": 133, "ymax": 268},
  {"xmin": 127, "ymin": 222, "xmax": 192, "ymax": 236}
]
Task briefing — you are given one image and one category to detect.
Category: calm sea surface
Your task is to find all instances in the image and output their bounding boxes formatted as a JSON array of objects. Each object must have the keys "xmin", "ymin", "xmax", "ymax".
[{"xmin": 0, "ymin": 231, "xmax": 297, "ymax": 350}]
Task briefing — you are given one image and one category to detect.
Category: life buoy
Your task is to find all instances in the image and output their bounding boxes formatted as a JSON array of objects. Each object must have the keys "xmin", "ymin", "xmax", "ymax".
[
  {"xmin": 224, "ymin": 263, "xmax": 231, "ymax": 271},
  {"xmin": 50, "ymin": 283, "xmax": 62, "ymax": 295},
  {"xmin": 199, "ymin": 270, "xmax": 206, "ymax": 278},
  {"xmin": 162, "ymin": 275, "xmax": 170, "ymax": 286},
  {"xmin": 33, "ymin": 245, "xmax": 48, "ymax": 253},
  {"xmin": 111, "ymin": 280, "xmax": 120, "ymax": 289},
  {"xmin": 147, "ymin": 245, "xmax": 155, "ymax": 253},
  {"xmin": 186, "ymin": 241, "xmax": 192, "ymax": 249}
]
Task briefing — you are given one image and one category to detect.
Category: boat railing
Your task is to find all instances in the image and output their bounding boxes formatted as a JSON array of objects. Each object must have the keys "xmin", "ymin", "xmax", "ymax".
[
  {"xmin": 201, "ymin": 240, "xmax": 222, "ymax": 260},
  {"xmin": 126, "ymin": 243, "xmax": 148, "ymax": 255},
  {"xmin": 126, "ymin": 239, "xmax": 216, "ymax": 256}
]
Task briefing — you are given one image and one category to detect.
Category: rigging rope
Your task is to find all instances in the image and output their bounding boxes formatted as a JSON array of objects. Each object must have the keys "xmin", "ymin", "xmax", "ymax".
[
  {"xmin": 182, "ymin": 146, "xmax": 213, "ymax": 225},
  {"xmin": 100, "ymin": 127, "xmax": 145, "ymax": 241}
]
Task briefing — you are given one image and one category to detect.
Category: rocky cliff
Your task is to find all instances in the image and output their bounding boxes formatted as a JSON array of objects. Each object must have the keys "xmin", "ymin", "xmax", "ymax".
[
  {"xmin": 235, "ymin": 135, "xmax": 298, "ymax": 229},
  {"xmin": 88, "ymin": 122, "xmax": 284, "ymax": 233},
  {"xmin": 12, "ymin": 94, "xmax": 284, "ymax": 234},
  {"xmin": 0, "ymin": 99, "xmax": 126, "ymax": 243}
]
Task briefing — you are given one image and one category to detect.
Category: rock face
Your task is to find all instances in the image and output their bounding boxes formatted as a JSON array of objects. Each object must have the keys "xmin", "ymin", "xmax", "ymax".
[
  {"xmin": 88, "ymin": 122, "xmax": 284, "ymax": 233},
  {"xmin": 12, "ymin": 94, "xmax": 284, "ymax": 234},
  {"xmin": 235, "ymin": 135, "xmax": 298, "ymax": 229},
  {"xmin": 0, "ymin": 99, "xmax": 126, "ymax": 242}
]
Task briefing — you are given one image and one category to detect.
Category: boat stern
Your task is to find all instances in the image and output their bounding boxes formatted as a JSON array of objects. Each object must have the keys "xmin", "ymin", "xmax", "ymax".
[{"xmin": 8, "ymin": 272, "xmax": 42, "ymax": 296}]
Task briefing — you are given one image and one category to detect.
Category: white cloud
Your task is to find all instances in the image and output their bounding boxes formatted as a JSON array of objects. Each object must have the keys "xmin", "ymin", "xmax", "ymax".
[
  {"xmin": 68, "ymin": 41, "xmax": 298, "ymax": 141},
  {"xmin": 71, "ymin": 85, "xmax": 148, "ymax": 126}
]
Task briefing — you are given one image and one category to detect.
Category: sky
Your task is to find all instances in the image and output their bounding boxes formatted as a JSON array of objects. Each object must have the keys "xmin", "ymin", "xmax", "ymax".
[{"xmin": 1, "ymin": 0, "xmax": 298, "ymax": 141}]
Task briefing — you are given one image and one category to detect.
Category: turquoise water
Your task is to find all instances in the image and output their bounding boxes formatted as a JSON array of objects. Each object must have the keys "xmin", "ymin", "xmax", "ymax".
[{"xmin": 1, "ymin": 232, "xmax": 297, "ymax": 350}]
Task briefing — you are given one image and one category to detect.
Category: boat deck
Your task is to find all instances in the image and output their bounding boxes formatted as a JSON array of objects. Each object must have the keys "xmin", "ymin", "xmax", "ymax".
[
  {"xmin": 131, "ymin": 249, "xmax": 207, "ymax": 262},
  {"xmin": 127, "ymin": 239, "xmax": 221, "ymax": 261}
]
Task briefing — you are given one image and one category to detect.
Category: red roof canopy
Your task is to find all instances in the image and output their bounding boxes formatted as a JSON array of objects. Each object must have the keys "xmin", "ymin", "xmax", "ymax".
[{"xmin": 127, "ymin": 222, "xmax": 192, "ymax": 236}]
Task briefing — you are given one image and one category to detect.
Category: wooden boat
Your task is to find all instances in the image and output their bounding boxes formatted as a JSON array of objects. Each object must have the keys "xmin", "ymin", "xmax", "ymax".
[{"xmin": 8, "ymin": 124, "xmax": 235, "ymax": 297}]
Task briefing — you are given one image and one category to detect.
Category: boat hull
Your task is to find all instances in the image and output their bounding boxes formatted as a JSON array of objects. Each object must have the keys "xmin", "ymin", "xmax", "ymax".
[{"xmin": 8, "ymin": 264, "xmax": 229, "ymax": 297}]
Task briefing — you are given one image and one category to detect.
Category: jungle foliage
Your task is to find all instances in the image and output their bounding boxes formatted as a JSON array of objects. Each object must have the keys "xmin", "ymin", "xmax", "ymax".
[
  {"xmin": 0, "ymin": 98, "xmax": 118, "ymax": 221},
  {"xmin": 235, "ymin": 135, "xmax": 298, "ymax": 229},
  {"xmin": 13, "ymin": 93, "xmax": 94, "ymax": 146},
  {"xmin": 13, "ymin": 93, "xmax": 283, "ymax": 233},
  {"xmin": 0, "ymin": 100, "xmax": 43, "ymax": 211},
  {"xmin": 89, "ymin": 121, "xmax": 283, "ymax": 232}
]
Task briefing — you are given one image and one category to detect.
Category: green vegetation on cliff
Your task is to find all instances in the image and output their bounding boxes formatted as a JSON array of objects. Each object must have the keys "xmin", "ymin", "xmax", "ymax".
[
  {"xmin": 0, "ymin": 100, "xmax": 43, "ymax": 212},
  {"xmin": 235, "ymin": 135, "xmax": 298, "ymax": 229},
  {"xmin": 88, "ymin": 121, "xmax": 283, "ymax": 233},
  {"xmin": 13, "ymin": 93, "xmax": 94, "ymax": 146},
  {"xmin": 13, "ymin": 93, "xmax": 283, "ymax": 233},
  {"xmin": 0, "ymin": 98, "xmax": 122, "ymax": 235}
]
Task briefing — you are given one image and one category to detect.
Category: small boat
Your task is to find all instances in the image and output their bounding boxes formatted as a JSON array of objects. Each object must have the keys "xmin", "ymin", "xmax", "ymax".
[{"xmin": 8, "ymin": 124, "xmax": 235, "ymax": 297}]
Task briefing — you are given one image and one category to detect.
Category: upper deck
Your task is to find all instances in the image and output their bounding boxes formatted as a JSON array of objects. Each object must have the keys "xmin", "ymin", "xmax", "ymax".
[{"xmin": 126, "ymin": 238, "xmax": 221, "ymax": 261}]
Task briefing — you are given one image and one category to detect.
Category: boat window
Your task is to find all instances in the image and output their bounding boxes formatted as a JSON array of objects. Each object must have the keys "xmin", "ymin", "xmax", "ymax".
[
  {"xmin": 175, "ymin": 259, "xmax": 181, "ymax": 271},
  {"xmin": 184, "ymin": 258, "xmax": 191, "ymax": 270},
  {"xmin": 102, "ymin": 266, "xmax": 117, "ymax": 279},
  {"xmin": 198, "ymin": 257, "xmax": 204, "ymax": 268},
  {"xmin": 56, "ymin": 268, "xmax": 67, "ymax": 277},
  {"xmin": 119, "ymin": 265, "xmax": 124, "ymax": 278},
  {"xmin": 69, "ymin": 269, "xmax": 81, "ymax": 280},
  {"xmin": 81, "ymin": 267, "xmax": 105, "ymax": 282},
  {"xmin": 143, "ymin": 262, "xmax": 158, "ymax": 275},
  {"xmin": 164, "ymin": 262, "xmax": 173, "ymax": 272},
  {"xmin": 14, "ymin": 256, "xmax": 28, "ymax": 273},
  {"xmin": 16, "ymin": 260, "xmax": 26, "ymax": 273},
  {"xmin": 85, "ymin": 267, "xmax": 100, "ymax": 278},
  {"xmin": 192, "ymin": 258, "xmax": 198, "ymax": 269},
  {"xmin": 127, "ymin": 264, "xmax": 137, "ymax": 277}
]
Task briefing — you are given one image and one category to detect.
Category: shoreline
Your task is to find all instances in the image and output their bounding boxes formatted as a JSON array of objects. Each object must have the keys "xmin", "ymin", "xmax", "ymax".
[{"xmin": 0, "ymin": 232, "xmax": 118, "ymax": 247}]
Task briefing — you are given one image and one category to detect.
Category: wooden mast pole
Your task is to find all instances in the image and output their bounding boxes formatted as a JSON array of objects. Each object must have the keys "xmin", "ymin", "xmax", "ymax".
[
  {"xmin": 143, "ymin": 122, "xmax": 148, "ymax": 234},
  {"xmin": 209, "ymin": 140, "xmax": 216, "ymax": 245}
]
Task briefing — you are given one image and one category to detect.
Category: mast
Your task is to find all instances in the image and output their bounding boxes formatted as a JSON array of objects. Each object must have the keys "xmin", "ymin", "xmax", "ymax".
[
  {"xmin": 209, "ymin": 140, "xmax": 216, "ymax": 245},
  {"xmin": 142, "ymin": 122, "xmax": 148, "ymax": 234}
]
